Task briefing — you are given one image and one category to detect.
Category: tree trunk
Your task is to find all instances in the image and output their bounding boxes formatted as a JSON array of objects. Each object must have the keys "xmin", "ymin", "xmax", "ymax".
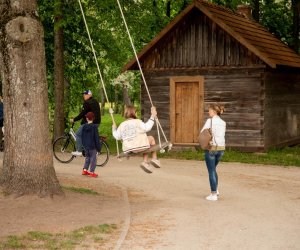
[
  {"xmin": 224, "ymin": 0, "xmax": 232, "ymax": 9},
  {"xmin": 64, "ymin": 78, "xmax": 71, "ymax": 124},
  {"xmin": 123, "ymin": 87, "xmax": 132, "ymax": 106},
  {"xmin": 292, "ymin": 0, "xmax": 300, "ymax": 52},
  {"xmin": 0, "ymin": 1, "xmax": 63, "ymax": 197},
  {"xmin": 53, "ymin": 0, "xmax": 65, "ymax": 140},
  {"xmin": 166, "ymin": 0, "xmax": 171, "ymax": 18},
  {"xmin": 114, "ymin": 85, "xmax": 120, "ymax": 114},
  {"xmin": 181, "ymin": 0, "xmax": 189, "ymax": 11},
  {"xmin": 252, "ymin": 0, "xmax": 260, "ymax": 22},
  {"xmin": 153, "ymin": 0, "xmax": 157, "ymax": 9},
  {"xmin": 100, "ymin": 87, "xmax": 105, "ymax": 115},
  {"xmin": 152, "ymin": 0, "xmax": 160, "ymax": 31}
]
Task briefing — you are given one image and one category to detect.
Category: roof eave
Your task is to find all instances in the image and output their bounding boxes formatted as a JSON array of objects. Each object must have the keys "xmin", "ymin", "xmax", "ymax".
[
  {"xmin": 123, "ymin": 1, "xmax": 300, "ymax": 71},
  {"xmin": 122, "ymin": 2, "xmax": 196, "ymax": 72},
  {"xmin": 194, "ymin": 2, "xmax": 277, "ymax": 69}
]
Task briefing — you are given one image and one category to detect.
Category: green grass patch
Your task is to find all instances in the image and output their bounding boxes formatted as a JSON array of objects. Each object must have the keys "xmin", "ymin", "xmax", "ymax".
[
  {"xmin": 62, "ymin": 186, "xmax": 99, "ymax": 195},
  {"xmin": 0, "ymin": 235, "xmax": 26, "ymax": 249},
  {"xmin": 159, "ymin": 146, "xmax": 300, "ymax": 167},
  {"xmin": 223, "ymin": 147, "xmax": 300, "ymax": 166},
  {"xmin": 26, "ymin": 231, "xmax": 53, "ymax": 241},
  {"xmin": 99, "ymin": 112, "xmax": 124, "ymax": 154},
  {"xmin": 0, "ymin": 224, "xmax": 117, "ymax": 250}
]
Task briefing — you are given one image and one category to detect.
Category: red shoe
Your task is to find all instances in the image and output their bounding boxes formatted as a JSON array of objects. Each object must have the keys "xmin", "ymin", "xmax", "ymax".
[
  {"xmin": 89, "ymin": 172, "xmax": 98, "ymax": 178},
  {"xmin": 82, "ymin": 169, "xmax": 90, "ymax": 175}
]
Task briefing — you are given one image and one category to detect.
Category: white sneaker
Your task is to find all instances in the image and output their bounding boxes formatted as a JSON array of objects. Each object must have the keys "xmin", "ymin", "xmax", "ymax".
[
  {"xmin": 71, "ymin": 151, "xmax": 82, "ymax": 156},
  {"xmin": 140, "ymin": 162, "xmax": 153, "ymax": 173},
  {"xmin": 217, "ymin": 190, "xmax": 220, "ymax": 196},
  {"xmin": 150, "ymin": 159, "xmax": 161, "ymax": 168},
  {"xmin": 206, "ymin": 194, "xmax": 218, "ymax": 201}
]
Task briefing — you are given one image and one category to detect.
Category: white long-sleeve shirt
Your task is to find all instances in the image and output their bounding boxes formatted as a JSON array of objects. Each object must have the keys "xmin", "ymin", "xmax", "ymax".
[
  {"xmin": 113, "ymin": 118, "xmax": 155, "ymax": 153},
  {"xmin": 201, "ymin": 115, "xmax": 226, "ymax": 147}
]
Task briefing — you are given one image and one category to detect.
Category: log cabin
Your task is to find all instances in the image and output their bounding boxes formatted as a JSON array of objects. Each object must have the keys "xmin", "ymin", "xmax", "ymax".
[{"xmin": 123, "ymin": 0, "xmax": 300, "ymax": 152}]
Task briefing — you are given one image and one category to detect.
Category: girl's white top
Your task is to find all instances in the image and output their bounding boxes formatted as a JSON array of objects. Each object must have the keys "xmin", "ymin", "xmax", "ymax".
[
  {"xmin": 113, "ymin": 118, "xmax": 155, "ymax": 153},
  {"xmin": 201, "ymin": 115, "xmax": 226, "ymax": 147}
]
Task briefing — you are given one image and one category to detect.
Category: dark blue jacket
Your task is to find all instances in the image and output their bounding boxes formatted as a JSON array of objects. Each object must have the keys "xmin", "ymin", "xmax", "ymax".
[
  {"xmin": 74, "ymin": 97, "xmax": 101, "ymax": 125},
  {"xmin": 82, "ymin": 123, "xmax": 101, "ymax": 151}
]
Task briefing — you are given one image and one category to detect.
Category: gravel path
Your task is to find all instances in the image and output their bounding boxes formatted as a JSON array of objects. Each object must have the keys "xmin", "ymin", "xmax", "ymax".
[{"xmin": 55, "ymin": 155, "xmax": 300, "ymax": 250}]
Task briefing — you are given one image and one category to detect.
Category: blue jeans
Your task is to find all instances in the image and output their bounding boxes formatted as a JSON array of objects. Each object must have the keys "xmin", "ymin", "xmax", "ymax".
[
  {"xmin": 76, "ymin": 124, "xmax": 99, "ymax": 152},
  {"xmin": 205, "ymin": 150, "xmax": 224, "ymax": 192},
  {"xmin": 83, "ymin": 149, "xmax": 97, "ymax": 173}
]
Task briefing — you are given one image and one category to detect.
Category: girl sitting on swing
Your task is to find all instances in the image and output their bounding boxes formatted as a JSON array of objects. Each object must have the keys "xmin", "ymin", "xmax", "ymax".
[{"xmin": 112, "ymin": 106, "xmax": 161, "ymax": 173}]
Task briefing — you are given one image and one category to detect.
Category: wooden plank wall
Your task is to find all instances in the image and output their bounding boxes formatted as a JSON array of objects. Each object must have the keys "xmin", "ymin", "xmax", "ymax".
[
  {"xmin": 141, "ymin": 68, "xmax": 265, "ymax": 151},
  {"xmin": 142, "ymin": 9, "xmax": 264, "ymax": 69},
  {"xmin": 264, "ymin": 71, "xmax": 300, "ymax": 148}
]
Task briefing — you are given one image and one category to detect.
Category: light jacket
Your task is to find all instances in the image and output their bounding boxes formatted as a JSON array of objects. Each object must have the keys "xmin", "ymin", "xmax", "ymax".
[
  {"xmin": 201, "ymin": 115, "xmax": 226, "ymax": 147},
  {"xmin": 113, "ymin": 118, "xmax": 155, "ymax": 153}
]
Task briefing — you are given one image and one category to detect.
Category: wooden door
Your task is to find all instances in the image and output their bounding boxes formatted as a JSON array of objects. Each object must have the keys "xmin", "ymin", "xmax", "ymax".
[{"xmin": 170, "ymin": 77, "xmax": 204, "ymax": 145}]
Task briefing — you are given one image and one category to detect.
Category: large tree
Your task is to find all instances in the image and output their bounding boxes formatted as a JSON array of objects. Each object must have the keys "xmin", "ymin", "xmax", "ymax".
[
  {"xmin": 0, "ymin": 0, "xmax": 63, "ymax": 197},
  {"xmin": 251, "ymin": 0, "xmax": 260, "ymax": 21},
  {"xmin": 53, "ymin": 0, "xmax": 65, "ymax": 139}
]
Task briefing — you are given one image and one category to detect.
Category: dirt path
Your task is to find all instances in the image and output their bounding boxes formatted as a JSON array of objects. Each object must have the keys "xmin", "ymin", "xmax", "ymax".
[{"xmin": 1, "ymin": 154, "xmax": 300, "ymax": 249}]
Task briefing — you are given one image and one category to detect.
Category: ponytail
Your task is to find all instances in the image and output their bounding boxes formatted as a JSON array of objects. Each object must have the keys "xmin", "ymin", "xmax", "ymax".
[{"xmin": 209, "ymin": 104, "xmax": 225, "ymax": 116}]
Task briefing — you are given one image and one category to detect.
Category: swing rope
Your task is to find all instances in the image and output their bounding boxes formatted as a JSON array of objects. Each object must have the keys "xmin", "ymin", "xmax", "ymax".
[
  {"xmin": 78, "ymin": 0, "xmax": 171, "ymax": 156},
  {"xmin": 116, "ymin": 0, "xmax": 170, "ymax": 148},
  {"xmin": 78, "ymin": 0, "xmax": 120, "ymax": 156}
]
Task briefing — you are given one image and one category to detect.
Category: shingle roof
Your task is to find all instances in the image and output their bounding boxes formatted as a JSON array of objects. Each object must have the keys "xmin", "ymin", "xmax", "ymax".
[{"xmin": 124, "ymin": 0, "xmax": 300, "ymax": 70}]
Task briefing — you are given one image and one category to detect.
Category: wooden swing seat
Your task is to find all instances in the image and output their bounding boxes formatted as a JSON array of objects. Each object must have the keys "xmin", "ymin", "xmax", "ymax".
[{"xmin": 117, "ymin": 142, "xmax": 172, "ymax": 158}]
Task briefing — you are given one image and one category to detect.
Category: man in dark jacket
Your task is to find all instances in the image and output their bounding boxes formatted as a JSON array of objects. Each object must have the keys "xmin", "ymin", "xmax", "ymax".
[{"xmin": 71, "ymin": 90, "xmax": 101, "ymax": 156}]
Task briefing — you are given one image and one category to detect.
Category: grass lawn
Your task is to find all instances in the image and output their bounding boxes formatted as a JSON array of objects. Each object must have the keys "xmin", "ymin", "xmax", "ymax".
[{"xmin": 88, "ymin": 112, "xmax": 300, "ymax": 167}]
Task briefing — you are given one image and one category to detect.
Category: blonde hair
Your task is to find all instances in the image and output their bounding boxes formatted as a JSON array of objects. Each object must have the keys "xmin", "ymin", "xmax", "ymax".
[
  {"xmin": 209, "ymin": 104, "xmax": 225, "ymax": 116},
  {"xmin": 124, "ymin": 106, "xmax": 137, "ymax": 119}
]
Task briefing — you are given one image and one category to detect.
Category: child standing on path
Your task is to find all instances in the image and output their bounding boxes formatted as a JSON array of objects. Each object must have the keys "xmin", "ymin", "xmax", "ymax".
[
  {"xmin": 112, "ymin": 106, "xmax": 160, "ymax": 173},
  {"xmin": 82, "ymin": 112, "xmax": 101, "ymax": 177}
]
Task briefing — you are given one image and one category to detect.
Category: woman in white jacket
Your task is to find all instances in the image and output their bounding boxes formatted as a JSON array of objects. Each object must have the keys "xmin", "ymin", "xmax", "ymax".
[
  {"xmin": 201, "ymin": 104, "xmax": 226, "ymax": 201},
  {"xmin": 112, "ymin": 106, "xmax": 160, "ymax": 173}
]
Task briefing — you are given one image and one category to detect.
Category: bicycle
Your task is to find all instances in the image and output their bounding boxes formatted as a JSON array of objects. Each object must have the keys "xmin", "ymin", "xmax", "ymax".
[{"xmin": 53, "ymin": 124, "xmax": 109, "ymax": 167}]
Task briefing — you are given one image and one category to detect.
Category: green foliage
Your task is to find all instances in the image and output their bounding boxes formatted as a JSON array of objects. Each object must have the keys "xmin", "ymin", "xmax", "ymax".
[
  {"xmin": 38, "ymin": 0, "xmax": 196, "ymax": 116},
  {"xmin": 111, "ymin": 71, "xmax": 135, "ymax": 89},
  {"xmin": 213, "ymin": 0, "xmax": 242, "ymax": 9},
  {"xmin": 99, "ymin": 109, "xmax": 125, "ymax": 153},
  {"xmin": 0, "ymin": 224, "xmax": 117, "ymax": 250},
  {"xmin": 260, "ymin": 0, "xmax": 293, "ymax": 45}
]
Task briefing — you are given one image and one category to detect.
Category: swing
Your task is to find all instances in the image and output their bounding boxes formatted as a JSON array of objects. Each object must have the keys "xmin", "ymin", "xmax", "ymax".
[
  {"xmin": 117, "ymin": 142, "xmax": 171, "ymax": 159},
  {"xmin": 78, "ymin": 0, "xmax": 172, "ymax": 158}
]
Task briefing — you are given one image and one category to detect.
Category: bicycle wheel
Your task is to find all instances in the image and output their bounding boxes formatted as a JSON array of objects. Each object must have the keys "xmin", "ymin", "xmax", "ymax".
[
  {"xmin": 96, "ymin": 140, "xmax": 109, "ymax": 167},
  {"xmin": 53, "ymin": 136, "xmax": 75, "ymax": 163}
]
